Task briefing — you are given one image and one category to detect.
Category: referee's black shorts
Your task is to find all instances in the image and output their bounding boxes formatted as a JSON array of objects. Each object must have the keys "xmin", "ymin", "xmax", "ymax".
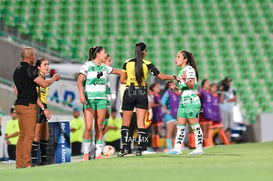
[
  {"xmin": 122, "ymin": 87, "xmax": 148, "ymax": 111},
  {"xmin": 37, "ymin": 103, "xmax": 48, "ymax": 123}
]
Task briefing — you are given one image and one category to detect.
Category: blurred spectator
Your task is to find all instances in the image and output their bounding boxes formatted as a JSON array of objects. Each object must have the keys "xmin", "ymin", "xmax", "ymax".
[
  {"xmin": 198, "ymin": 79, "xmax": 214, "ymax": 147},
  {"xmin": 161, "ymin": 81, "xmax": 180, "ymax": 151},
  {"xmin": 150, "ymin": 83, "xmax": 163, "ymax": 152},
  {"xmin": 209, "ymin": 83, "xmax": 229, "ymax": 145},
  {"xmin": 220, "ymin": 77, "xmax": 237, "ymax": 141},
  {"xmin": 4, "ymin": 107, "xmax": 19, "ymax": 161},
  {"xmin": 70, "ymin": 107, "xmax": 84, "ymax": 156},
  {"xmin": 104, "ymin": 108, "xmax": 122, "ymax": 152}
]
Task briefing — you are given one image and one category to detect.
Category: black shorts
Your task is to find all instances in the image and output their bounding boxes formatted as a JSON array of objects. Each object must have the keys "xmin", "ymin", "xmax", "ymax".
[
  {"xmin": 122, "ymin": 87, "xmax": 148, "ymax": 111},
  {"xmin": 37, "ymin": 104, "xmax": 48, "ymax": 123}
]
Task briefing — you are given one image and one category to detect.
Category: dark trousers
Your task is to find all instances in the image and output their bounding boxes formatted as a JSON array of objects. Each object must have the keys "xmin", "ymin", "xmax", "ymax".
[
  {"xmin": 8, "ymin": 145, "xmax": 16, "ymax": 160},
  {"xmin": 106, "ymin": 139, "xmax": 121, "ymax": 152},
  {"xmin": 71, "ymin": 142, "xmax": 82, "ymax": 156}
]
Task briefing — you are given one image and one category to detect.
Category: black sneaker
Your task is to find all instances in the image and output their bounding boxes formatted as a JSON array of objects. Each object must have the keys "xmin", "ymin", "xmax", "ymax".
[
  {"xmin": 40, "ymin": 162, "xmax": 48, "ymax": 166},
  {"xmin": 136, "ymin": 149, "xmax": 142, "ymax": 156},
  {"xmin": 117, "ymin": 148, "xmax": 129, "ymax": 157}
]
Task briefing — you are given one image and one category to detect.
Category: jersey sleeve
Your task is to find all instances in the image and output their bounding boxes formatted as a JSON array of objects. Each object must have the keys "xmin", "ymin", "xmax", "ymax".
[
  {"xmin": 161, "ymin": 91, "xmax": 170, "ymax": 106},
  {"xmin": 104, "ymin": 64, "xmax": 114, "ymax": 74},
  {"xmin": 147, "ymin": 63, "xmax": 160, "ymax": 76},
  {"xmin": 79, "ymin": 62, "xmax": 88, "ymax": 76},
  {"xmin": 186, "ymin": 67, "xmax": 196, "ymax": 81},
  {"xmin": 122, "ymin": 62, "xmax": 127, "ymax": 72},
  {"xmin": 27, "ymin": 65, "xmax": 39, "ymax": 80}
]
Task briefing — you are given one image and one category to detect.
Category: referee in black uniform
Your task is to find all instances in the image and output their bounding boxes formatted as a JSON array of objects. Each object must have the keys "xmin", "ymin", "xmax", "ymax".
[{"xmin": 118, "ymin": 42, "xmax": 176, "ymax": 156}]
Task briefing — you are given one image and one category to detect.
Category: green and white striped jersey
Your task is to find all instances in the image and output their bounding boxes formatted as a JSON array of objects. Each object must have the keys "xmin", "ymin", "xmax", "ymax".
[
  {"xmin": 80, "ymin": 61, "xmax": 113, "ymax": 99},
  {"xmin": 177, "ymin": 65, "xmax": 198, "ymax": 98}
]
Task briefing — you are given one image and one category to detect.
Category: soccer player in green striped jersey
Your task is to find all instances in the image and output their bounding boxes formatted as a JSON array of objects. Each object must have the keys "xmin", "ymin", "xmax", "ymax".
[
  {"xmin": 77, "ymin": 46, "xmax": 121, "ymax": 160},
  {"xmin": 166, "ymin": 50, "xmax": 203, "ymax": 155}
]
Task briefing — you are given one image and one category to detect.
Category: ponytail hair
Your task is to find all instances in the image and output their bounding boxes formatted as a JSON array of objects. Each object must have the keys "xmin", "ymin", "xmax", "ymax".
[
  {"xmin": 181, "ymin": 50, "xmax": 199, "ymax": 81},
  {"xmin": 135, "ymin": 42, "xmax": 146, "ymax": 86},
  {"xmin": 87, "ymin": 46, "xmax": 104, "ymax": 61}
]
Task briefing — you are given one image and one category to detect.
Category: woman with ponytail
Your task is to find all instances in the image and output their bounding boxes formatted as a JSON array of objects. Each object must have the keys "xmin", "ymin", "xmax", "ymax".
[
  {"xmin": 118, "ymin": 42, "xmax": 176, "ymax": 157},
  {"xmin": 77, "ymin": 46, "xmax": 121, "ymax": 160},
  {"xmin": 31, "ymin": 57, "xmax": 51, "ymax": 166},
  {"xmin": 166, "ymin": 50, "xmax": 203, "ymax": 155}
]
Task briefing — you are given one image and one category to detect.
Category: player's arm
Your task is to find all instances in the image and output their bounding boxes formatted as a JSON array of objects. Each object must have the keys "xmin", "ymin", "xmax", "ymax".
[
  {"xmin": 120, "ymin": 62, "xmax": 127, "ymax": 84},
  {"xmin": 120, "ymin": 71, "xmax": 127, "ymax": 84},
  {"xmin": 77, "ymin": 74, "xmax": 87, "ymax": 104},
  {"xmin": 36, "ymin": 87, "xmax": 51, "ymax": 119},
  {"xmin": 5, "ymin": 132, "xmax": 19, "ymax": 140},
  {"xmin": 226, "ymin": 89, "xmax": 237, "ymax": 102},
  {"xmin": 219, "ymin": 91, "xmax": 224, "ymax": 103},
  {"xmin": 183, "ymin": 69, "xmax": 196, "ymax": 89},
  {"xmin": 111, "ymin": 68, "xmax": 123, "ymax": 76},
  {"xmin": 185, "ymin": 79, "xmax": 195, "ymax": 89},
  {"xmin": 34, "ymin": 74, "xmax": 60, "ymax": 88},
  {"xmin": 161, "ymin": 92, "xmax": 171, "ymax": 114},
  {"xmin": 147, "ymin": 63, "xmax": 176, "ymax": 80},
  {"xmin": 14, "ymin": 84, "xmax": 18, "ymax": 96}
]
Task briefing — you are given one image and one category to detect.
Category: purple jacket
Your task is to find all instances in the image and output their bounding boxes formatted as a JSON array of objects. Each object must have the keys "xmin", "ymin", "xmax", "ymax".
[
  {"xmin": 152, "ymin": 93, "xmax": 163, "ymax": 122},
  {"xmin": 211, "ymin": 94, "xmax": 221, "ymax": 122},
  {"xmin": 199, "ymin": 88, "xmax": 213, "ymax": 120}
]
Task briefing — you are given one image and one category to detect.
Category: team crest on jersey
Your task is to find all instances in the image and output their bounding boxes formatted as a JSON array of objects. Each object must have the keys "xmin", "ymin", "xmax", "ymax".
[{"xmin": 97, "ymin": 71, "xmax": 103, "ymax": 78}]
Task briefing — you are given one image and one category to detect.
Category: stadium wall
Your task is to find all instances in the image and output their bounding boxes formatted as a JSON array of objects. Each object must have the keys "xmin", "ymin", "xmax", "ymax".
[
  {"xmin": 0, "ymin": 83, "xmax": 16, "ymax": 114},
  {"xmin": 0, "ymin": 37, "xmax": 21, "ymax": 82},
  {"xmin": 0, "ymin": 37, "xmax": 64, "ymax": 82},
  {"xmin": 253, "ymin": 113, "xmax": 273, "ymax": 142}
]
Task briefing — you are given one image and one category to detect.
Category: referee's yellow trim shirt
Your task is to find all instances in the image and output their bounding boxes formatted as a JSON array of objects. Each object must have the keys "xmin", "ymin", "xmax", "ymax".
[{"xmin": 122, "ymin": 58, "xmax": 159, "ymax": 86}]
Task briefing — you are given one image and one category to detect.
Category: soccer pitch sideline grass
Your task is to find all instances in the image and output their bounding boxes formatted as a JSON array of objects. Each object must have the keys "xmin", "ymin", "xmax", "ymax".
[{"xmin": 0, "ymin": 142, "xmax": 272, "ymax": 181}]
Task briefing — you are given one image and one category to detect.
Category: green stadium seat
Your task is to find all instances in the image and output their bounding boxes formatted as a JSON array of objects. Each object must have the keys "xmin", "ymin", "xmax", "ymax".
[{"xmin": 2, "ymin": 0, "xmax": 272, "ymax": 119}]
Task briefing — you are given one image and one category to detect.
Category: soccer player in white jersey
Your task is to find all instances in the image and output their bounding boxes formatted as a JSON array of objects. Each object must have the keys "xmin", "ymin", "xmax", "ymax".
[
  {"xmin": 166, "ymin": 50, "xmax": 203, "ymax": 155},
  {"xmin": 77, "ymin": 46, "xmax": 121, "ymax": 160}
]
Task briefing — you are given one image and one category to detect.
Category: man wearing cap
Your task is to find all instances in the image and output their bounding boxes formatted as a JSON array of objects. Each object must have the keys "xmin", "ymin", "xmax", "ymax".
[
  {"xmin": 220, "ymin": 77, "xmax": 237, "ymax": 141},
  {"xmin": 5, "ymin": 107, "xmax": 19, "ymax": 162},
  {"xmin": 13, "ymin": 47, "xmax": 60, "ymax": 168},
  {"xmin": 70, "ymin": 107, "xmax": 84, "ymax": 156}
]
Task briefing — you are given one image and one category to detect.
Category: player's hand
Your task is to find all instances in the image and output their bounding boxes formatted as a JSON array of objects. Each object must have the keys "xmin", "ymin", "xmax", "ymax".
[
  {"xmin": 181, "ymin": 71, "xmax": 187, "ymax": 81},
  {"xmin": 44, "ymin": 109, "xmax": 51, "ymax": 119},
  {"xmin": 53, "ymin": 74, "xmax": 60, "ymax": 81},
  {"xmin": 105, "ymin": 109, "xmax": 110, "ymax": 119},
  {"xmin": 80, "ymin": 96, "xmax": 87, "ymax": 104},
  {"xmin": 166, "ymin": 110, "xmax": 171, "ymax": 114}
]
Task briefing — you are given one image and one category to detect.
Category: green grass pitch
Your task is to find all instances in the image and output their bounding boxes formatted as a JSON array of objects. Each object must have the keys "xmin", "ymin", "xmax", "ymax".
[{"xmin": 0, "ymin": 142, "xmax": 272, "ymax": 181}]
